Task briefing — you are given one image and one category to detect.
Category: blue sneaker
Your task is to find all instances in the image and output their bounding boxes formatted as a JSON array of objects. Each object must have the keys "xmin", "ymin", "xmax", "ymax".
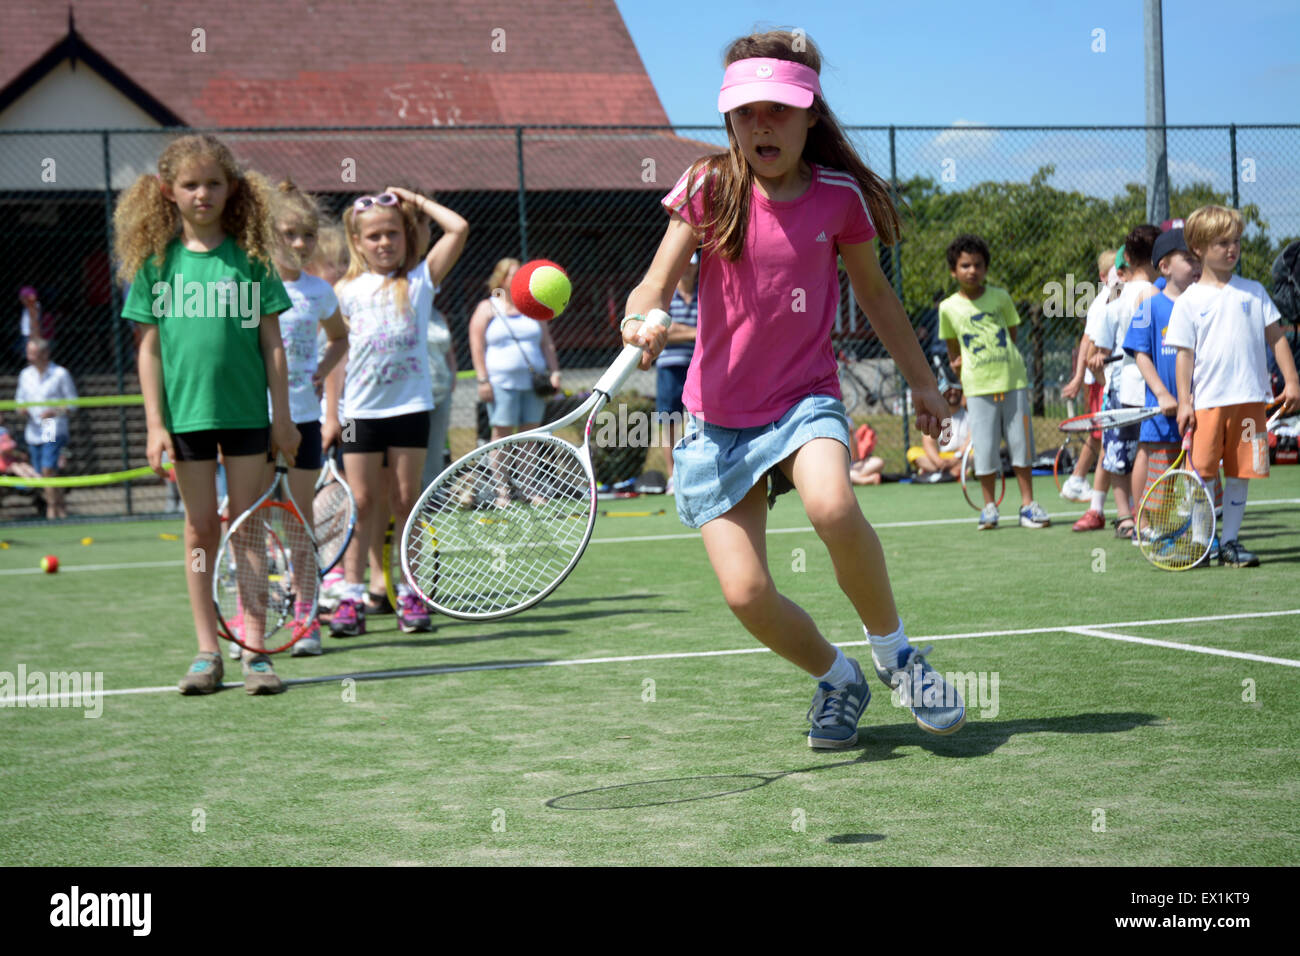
[
  {"xmin": 807, "ymin": 659, "xmax": 871, "ymax": 749},
  {"xmin": 978, "ymin": 504, "xmax": 998, "ymax": 530},
  {"xmin": 1019, "ymin": 501, "xmax": 1050, "ymax": 528},
  {"xmin": 872, "ymin": 645, "xmax": 966, "ymax": 735}
]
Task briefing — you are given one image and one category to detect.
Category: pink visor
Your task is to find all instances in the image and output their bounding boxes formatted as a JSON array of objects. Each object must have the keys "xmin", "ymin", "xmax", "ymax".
[{"xmin": 718, "ymin": 57, "xmax": 821, "ymax": 113}]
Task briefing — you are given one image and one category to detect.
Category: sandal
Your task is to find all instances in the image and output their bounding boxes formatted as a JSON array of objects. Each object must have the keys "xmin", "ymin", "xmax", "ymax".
[{"xmin": 1113, "ymin": 515, "xmax": 1135, "ymax": 540}]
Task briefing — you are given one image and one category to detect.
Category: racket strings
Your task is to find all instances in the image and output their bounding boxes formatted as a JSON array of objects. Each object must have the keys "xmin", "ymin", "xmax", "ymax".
[
  {"xmin": 313, "ymin": 481, "xmax": 352, "ymax": 569},
  {"xmin": 217, "ymin": 504, "xmax": 318, "ymax": 650},
  {"xmin": 407, "ymin": 439, "xmax": 592, "ymax": 616},
  {"xmin": 1139, "ymin": 472, "xmax": 1214, "ymax": 569}
]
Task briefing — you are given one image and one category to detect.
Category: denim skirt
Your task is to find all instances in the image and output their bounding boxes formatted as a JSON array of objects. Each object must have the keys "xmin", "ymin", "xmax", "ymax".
[{"xmin": 671, "ymin": 394, "xmax": 852, "ymax": 528}]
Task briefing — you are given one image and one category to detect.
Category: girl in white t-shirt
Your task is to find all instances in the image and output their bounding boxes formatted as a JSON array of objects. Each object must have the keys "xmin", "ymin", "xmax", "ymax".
[
  {"xmin": 331, "ymin": 187, "xmax": 468, "ymax": 636},
  {"xmin": 257, "ymin": 180, "xmax": 349, "ymax": 656}
]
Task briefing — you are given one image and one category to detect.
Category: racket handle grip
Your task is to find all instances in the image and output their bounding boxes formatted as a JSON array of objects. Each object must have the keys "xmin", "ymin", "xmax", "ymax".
[{"xmin": 593, "ymin": 309, "xmax": 672, "ymax": 396}]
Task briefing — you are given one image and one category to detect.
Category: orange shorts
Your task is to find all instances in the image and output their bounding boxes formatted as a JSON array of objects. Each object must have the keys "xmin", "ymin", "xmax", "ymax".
[{"xmin": 1192, "ymin": 403, "xmax": 1269, "ymax": 480}]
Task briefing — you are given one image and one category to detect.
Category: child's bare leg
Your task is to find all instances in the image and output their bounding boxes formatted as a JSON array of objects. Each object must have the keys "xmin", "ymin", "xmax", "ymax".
[
  {"xmin": 785, "ymin": 439, "xmax": 900, "ymax": 637},
  {"xmin": 343, "ymin": 452, "xmax": 384, "ymax": 588},
  {"xmin": 699, "ymin": 482, "xmax": 835, "ymax": 677},
  {"xmin": 172, "ymin": 459, "xmax": 223, "ymax": 654},
  {"xmin": 979, "ymin": 472, "xmax": 998, "ymax": 504},
  {"xmin": 1013, "ymin": 466, "xmax": 1034, "ymax": 506}
]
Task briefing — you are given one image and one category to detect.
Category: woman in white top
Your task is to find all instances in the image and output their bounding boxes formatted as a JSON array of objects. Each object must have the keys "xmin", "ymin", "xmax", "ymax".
[{"xmin": 467, "ymin": 258, "xmax": 561, "ymax": 508}]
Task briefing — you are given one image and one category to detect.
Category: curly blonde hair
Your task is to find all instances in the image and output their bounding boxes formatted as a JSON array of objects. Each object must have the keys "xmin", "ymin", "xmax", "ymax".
[{"xmin": 113, "ymin": 134, "xmax": 277, "ymax": 284}]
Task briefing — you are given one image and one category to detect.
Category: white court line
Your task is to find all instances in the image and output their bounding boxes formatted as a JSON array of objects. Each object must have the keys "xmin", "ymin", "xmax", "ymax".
[
  {"xmin": 6, "ymin": 497, "xmax": 1297, "ymax": 574},
  {"xmin": 1066, "ymin": 627, "xmax": 1300, "ymax": 668},
  {"xmin": 5, "ymin": 607, "xmax": 1297, "ymax": 707}
]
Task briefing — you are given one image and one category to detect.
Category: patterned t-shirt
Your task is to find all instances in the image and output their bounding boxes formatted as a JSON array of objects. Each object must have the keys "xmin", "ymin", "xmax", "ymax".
[
  {"xmin": 274, "ymin": 272, "xmax": 339, "ymax": 424},
  {"xmin": 335, "ymin": 261, "xmax": 436, "ymax": 421}
]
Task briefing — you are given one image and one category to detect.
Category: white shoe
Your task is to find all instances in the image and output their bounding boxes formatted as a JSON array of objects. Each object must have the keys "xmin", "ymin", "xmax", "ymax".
[{"xmin": 1059, "ymin": 474, "xmax": 1092, "ymax": 504}]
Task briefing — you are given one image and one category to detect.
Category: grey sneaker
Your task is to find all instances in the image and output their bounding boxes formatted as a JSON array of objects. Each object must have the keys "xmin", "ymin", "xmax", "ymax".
[
  {"xmin": 1019, "ymin": 501, "xmax": 1050, "ymax": 528},
  {"xmin": 291, "ymin": 624, "xmax": 323, "ymax": 656},
  {"xmin": 241, "ymin": 653, "xmax": 285, "ymax": 695},
  {"xmin": 179, "ymin": 652, "xmax": 224, "ymax": 695},
  {"xmin": 872, "ymin": 645, "xmax": 966, "ymax": 735},
  {"xmin": 978, "ymin": 504, "xmax": 999, "ymax": 530},
  {"xmin": 807, "ymin": 659, "xmax": 871, "ymax": 749}
]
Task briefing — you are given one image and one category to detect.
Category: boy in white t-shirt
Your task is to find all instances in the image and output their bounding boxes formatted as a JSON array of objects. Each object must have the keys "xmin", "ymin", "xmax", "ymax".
[{"xmin": 1168, "ymin": 205, "xmax": 1300, "ymax": 566}]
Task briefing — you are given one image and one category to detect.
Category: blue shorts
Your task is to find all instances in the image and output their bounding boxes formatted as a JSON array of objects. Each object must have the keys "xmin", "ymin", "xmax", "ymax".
[
  {"xmin": 27, "ymin": 436, "xmax": 67, "ymax": 472},
  {"xmin": 656, "ymin": 363, "xmax": 689, "ymax": 414},
  {"xmin": 1101, "ymin": 392, "xmax": 1140, "ymax": 475},
  {"xmin": 487, "ymin": 386, "xmax": 546, "ymax": 428},
  {"xmin": 671, "ymin": 394, "xmax": 851, "ymax": 529}
]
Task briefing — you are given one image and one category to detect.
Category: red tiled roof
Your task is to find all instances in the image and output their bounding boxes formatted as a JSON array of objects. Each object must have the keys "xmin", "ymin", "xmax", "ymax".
[
  {"xmin": 228, "ymin": 129, "xmax": 719, "ymax": 192},
  {"xmin": 1, "ymin": 0, "xmax": 671, "ymax": 127}
]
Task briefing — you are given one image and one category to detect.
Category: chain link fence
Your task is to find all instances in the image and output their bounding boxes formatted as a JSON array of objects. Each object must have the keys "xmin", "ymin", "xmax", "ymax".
[{"xmin": 2, "ymin": 123, "xmax": 1297, "ymax": 522}]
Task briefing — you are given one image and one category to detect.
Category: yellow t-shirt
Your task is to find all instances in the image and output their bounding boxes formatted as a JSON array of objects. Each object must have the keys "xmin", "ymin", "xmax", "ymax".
[{"xmin": 938, "ymin": 286, "xmax": 1028, "ymax": 396}]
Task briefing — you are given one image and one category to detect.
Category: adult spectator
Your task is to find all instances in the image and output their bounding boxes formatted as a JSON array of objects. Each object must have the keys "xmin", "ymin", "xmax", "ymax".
[
  {"xmin": 15, "ymin": 337, "xmax": 77, "ymax": 519},
  {"xmin": 468, "ymin": 257, "xmax": 561, "ymax": 507}
]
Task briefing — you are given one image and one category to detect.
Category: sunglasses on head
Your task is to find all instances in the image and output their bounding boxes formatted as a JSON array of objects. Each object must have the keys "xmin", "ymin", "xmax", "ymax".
[{"xmin": 351, "ymin": 192, "xmax": 399, "ymax": 212}]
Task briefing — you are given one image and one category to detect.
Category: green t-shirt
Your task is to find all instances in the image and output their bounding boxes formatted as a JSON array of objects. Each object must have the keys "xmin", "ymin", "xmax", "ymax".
[
  {"xmin": 937, "ymin": 285, "xmax": 1028, "ymax": 396},
  {"xmin": 123, "ymin": 237, "xmax": 291, "ymax": 433}
]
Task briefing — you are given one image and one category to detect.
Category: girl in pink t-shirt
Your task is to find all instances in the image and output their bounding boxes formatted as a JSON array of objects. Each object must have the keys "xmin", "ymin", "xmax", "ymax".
[{"xmin": 621, "ymin": 31, "xmax": 966, "ymax": 746}]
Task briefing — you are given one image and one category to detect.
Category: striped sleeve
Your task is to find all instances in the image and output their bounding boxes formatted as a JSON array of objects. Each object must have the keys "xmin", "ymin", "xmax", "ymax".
[
  {"xmin": 819, "ymin": 167, "xmax": 876, "ymax": 245},
  {"xmin": 661, "ymin": 164, "xmax": 710, "ymax": 227}
]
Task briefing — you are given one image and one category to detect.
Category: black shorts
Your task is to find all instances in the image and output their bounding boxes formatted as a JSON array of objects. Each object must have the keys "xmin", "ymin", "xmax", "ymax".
[
  {"xmin": 341, "ymin": 411, "xmax": 430, "ymax": 455},
  {"xmin": 171, "ymin": 427, "xmax": 269, "ymax": 462},
  {"xmin": 269, "ymin": 420, "xmax": 323, "ymax": 470}
]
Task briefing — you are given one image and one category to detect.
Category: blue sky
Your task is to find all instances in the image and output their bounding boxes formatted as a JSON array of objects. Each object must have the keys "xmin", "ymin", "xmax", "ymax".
[
  {"xmin": 615, "ymin": 0, "xmax": 1300, "ymax": 238},
  {"xmin": 615, "ymin": 0, "xmax": 1299, "ymax": 126}
]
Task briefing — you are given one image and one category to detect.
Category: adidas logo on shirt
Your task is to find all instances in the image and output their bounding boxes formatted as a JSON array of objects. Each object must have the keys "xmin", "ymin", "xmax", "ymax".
[{"xmin": 815, "ymin": 231, "xmax": 828, "ymax": 243}]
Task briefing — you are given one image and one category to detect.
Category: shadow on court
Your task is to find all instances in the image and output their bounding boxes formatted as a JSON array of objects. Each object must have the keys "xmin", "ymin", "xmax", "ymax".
[
  {"xmin": 279, "ymin": 657, "xmax": 562, "ymax": 689},
  {"xmin": 318, "ymin": 627, "xmax": 573, "ymax": 654},
  {"xmin": 546, "ymin": 751, "xmax": 886, "ymax": 810},
  {"xmin": 545, "ymin": 711, "xmax": 1160, "ymax": 810}
]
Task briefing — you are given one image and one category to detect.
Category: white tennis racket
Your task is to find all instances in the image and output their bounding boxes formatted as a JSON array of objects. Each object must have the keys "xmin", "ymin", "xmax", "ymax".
[
  {"xmin": 313, "ymin": 456, "xmax": 356, "ymax": 576},
  {"xmin": 401, "ymin": 308, "xmax": 671, "ymax": 620}
]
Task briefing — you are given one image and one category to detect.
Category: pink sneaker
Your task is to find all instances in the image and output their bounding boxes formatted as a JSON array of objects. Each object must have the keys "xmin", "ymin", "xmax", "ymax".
[
  {"xmin": 397, "ymin": 593, "xmax": 433, "ymax": 633},
  {"xmin": 329, "ymin": 598, "xmax": 366, "ymax": 637}
]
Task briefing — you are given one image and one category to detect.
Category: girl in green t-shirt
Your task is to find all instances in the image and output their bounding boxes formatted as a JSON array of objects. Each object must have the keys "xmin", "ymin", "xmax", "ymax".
[{"xmin": 115, "ymin": 133, "xmax": 299, "ymax": 696}]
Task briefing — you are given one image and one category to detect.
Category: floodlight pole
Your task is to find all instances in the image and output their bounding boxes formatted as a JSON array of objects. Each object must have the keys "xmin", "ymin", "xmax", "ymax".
[{"xmin": 1144, "ymin": 0, "xmax": 1169, "ymax": 224}]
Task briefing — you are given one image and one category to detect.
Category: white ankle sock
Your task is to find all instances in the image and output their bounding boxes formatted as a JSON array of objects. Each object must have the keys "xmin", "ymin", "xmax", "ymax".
[
  {"xmin": 865, "ymin": 621, "xmax": 907, "ymax": 670},
  {"xmin": 1090, "ymin": 490, "xmax": 1107, "ymax": 513},
  {"xmin": 816, "ymin": 647, "xmax": 856, "ymax": 688},
  {"xmin": 1221, "ymin": 477, "xmax": 1249, "ymax": 541}
]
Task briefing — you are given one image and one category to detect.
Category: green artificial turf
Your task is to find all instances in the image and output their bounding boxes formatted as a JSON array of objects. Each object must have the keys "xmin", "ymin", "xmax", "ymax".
[{"xmin": 1, "ymin": 468, "xmax": 1298, "ymax": 865}]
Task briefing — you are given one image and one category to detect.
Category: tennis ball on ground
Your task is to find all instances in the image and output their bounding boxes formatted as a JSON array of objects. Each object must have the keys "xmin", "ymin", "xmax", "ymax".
[
  {"xmin": 159, "ymin": 532, "xmax": 179, "ymax": 541},
  {"xmin": 510, "ymin": 259, "xmax": 571, "ymax": 321},
  {"xmin": 81, "ymin": 537, "xmax": 93, "ymax": 546},
  {"xmin": 41, "ymin": 554, "xmax": 59, "ymax": 573}
]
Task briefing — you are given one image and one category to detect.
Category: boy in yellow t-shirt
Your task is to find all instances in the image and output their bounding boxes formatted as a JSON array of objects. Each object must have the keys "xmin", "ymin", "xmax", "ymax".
[{"xmin": 939, "ymin": 234, "xmax": 1047, "ymax": 530}]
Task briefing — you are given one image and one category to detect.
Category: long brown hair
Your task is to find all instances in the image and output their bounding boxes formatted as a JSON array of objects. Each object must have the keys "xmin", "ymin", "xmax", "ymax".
[
  {"xmin": 685, "ymin": 30, "xmax": 901, "ymax": 261},
  {"xmin": 113, "ymin": 134, "xmax": 276, "ymax": 283}
]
